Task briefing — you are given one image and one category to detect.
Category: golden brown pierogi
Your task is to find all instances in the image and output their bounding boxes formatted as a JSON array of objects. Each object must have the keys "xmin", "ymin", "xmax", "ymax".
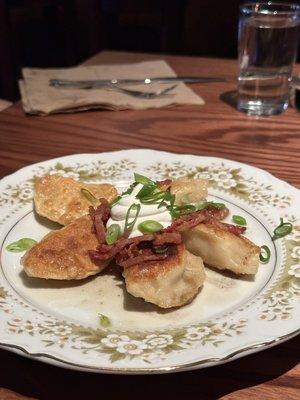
[
  {"xmin": 182, "ymin": 223, "xmax": 260, "ymax": 275},
  {"xmin": 34, "ymin": 175, "xmax": 117, "ymax": 225},
  {"xmin": 22, "ymin": 215, "xmax": 108, "ymax": 280},
  {"xmin": 170, "ymin": 178, "xmax": 208, "ymax": 205},
  {"xmin": 122, "ymin": 244, "xmax": 205, "ymax": 308}
]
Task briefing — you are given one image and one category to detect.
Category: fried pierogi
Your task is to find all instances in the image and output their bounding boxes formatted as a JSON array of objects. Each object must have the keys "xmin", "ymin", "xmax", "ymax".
[
  {"xmin": 170, "ymin": 178, "xmax": 208, "ymax": 205},
  {"xmin": 34, "ymin": 175, "xmax": 117, "ymax": 225},
  {"xmin": 182, "ymin": 223, "xmax": 260, "ymax": 275},
  {"xmin": 122, "ymin": 244, "xmax": 205, "ymax": 308},
  {"xmin": 22, "ymin": 215, "xmax": 108, "ymax": 280}
]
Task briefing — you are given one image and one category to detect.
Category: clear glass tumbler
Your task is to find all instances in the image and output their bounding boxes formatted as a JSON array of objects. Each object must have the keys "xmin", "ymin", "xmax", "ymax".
[{"xmin": 237, "ymin": 2, "xmax": 300, "ymax": 116}]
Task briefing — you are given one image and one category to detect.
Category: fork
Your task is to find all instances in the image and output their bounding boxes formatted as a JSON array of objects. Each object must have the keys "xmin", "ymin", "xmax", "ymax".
[{"xmin": 106, "ymin": 84, "xmax": 178, "ymax": 99}]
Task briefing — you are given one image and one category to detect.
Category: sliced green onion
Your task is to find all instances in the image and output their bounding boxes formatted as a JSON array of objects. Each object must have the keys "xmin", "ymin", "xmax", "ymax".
[
  {"xmin": 122, "ymin": 182, "xmax": 137, "ymax": 196},
  {"xmin": 170, "ymin": 208, "xmax": 181, "ymax": 219},
  {"xmin": 81, "ymin": 188, "xmax": 98, "ymax": 205},
  {"xmin": 196, "ymin": 201, "xmax": 226, "ymax": 210},
  {"xmin": 138, "ymin": 220, "xmax": 163, "ymax": 234},
  {"xmin": 140, "ymin": 191, "xmax": 166, "ymax": 204},
  {"xmin": 134, "ymin": 173, "xmax": 154, "ymax": 186},
  {"xmin": 153, "ymin": 245, "xmax": 169, "ymax": 254},
  {"xmin": 109, "ymin": 195, "xmax": 122, "ymax": 208},
  {"xmin": 124, "ymin": 203, "xmax": 141, "ymax": 236},
  {"xmin": 169, "ymin": 204, "xmax": 196, "ymax": 219},
  {"xmin": 232, "ymin": 215, "xmax": 247, "ymax": 226},
  {"xmin": 167, "ymin": 194, "xmax": 180, "ymax": 219},
  {"xmin": 273, "ymin": 218, "xmax": 293, "ymax": 240},
  {"xmin": 260, "ymin": 245, "xmax": 271, "ymax": 263},
  {"xmin": 136, "ymin": 183, "xmax": 157, "ymax": 199},
  {"xmin": 168, "ymin": 193, "xmax": 176, "ymax": 210},
  {"xmin": 99, "ymin": 314, "xmax": 111, "ymax": 327},
  {"xmin": 105, "ymin": 224, "xmax": 120, "ymax": 245},
  {"xmin": 6, "ymin": 238, "xmax": 37, "ymax": 252},
  {"xmin": 174, "ymin": 204, "xmax": 197, "ymax": 215},
  {"xmin": 157, "ymin": 191, "xmax": 173, "ymax": 209}
]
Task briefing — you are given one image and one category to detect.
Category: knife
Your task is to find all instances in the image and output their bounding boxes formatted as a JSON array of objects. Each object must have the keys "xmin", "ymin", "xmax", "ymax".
[{"xmin": 49, "ymin": 76, "xmax": 226, "ymax": 89}]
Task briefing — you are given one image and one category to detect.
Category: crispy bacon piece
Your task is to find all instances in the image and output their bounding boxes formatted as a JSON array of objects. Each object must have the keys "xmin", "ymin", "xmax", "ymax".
[
  {"xmin": 89, "ymin": 229, "xmax": 182, "ymax": 267},
  {"xmin": 215, "ymin": 222, "xmax": 246, "ymax": 236},
  {"xmin": 89, "ymin": 198, "xmax": 111, "ymax": 243},
  {"xmin": 116, "ymin": 243, "xmax": 179, "ymax": 268},
  {"xmin": 165, "ymin": 212, "xmax": 206, "ymax": 232},
  {"xmin": 88, "ymin": 200, "xmax": 243, "ymax": 269},
  {"xmin": 116, "ymin": 248, "xmax": 169, "ymax": 268},
  {"xmin": 89, "ymin": 234, "xmax": 155, "ymax": 261},
  {"xmin": 164, "ymin": 207, "xmax": 244, "ymax": 237},
  {"xmin": 165, "ymin": 207, "xmax": 229, "ymax": 233},
  {"xmin": 153, "ymin": 232, "xmax": 182, "ymax": 246},
  {"xmin": 203, "ymin": 206, "xmax": 229, "ymax": 221}
]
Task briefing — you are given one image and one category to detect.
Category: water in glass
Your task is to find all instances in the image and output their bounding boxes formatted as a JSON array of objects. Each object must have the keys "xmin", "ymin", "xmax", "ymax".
[{"xmin": 238, "ymin": 5, "xmax": 300, "ymax": 116}]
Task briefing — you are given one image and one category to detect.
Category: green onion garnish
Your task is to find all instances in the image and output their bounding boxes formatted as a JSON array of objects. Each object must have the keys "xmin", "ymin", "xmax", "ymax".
[
  {"xmin": 122, "ymin": 182, "xmax": 137, "ymax": 196},
  {"xmin": 260, "ymin": 245, "xmax": 271, "ymax": 263},
  {"xmin": 168, "ymin": 193, "xmax": 176, "ymax": 210},
  {"xmin": 140, "ymin": 191, "xmax": 166, "ymax": 204},
  {"xmin": 109, "ymin": 195, "xmax": 122, "ymax": 208},
  {"xmin": 99, "ymin": 314, "xmax": 111, "ymax": 327},
  {"xmin": 232, "ymin": 215, "xmax": 247, "ymax": 226},
  {"xmin": 174, "ymin": 204, "xmax": 197, "ymax": 215},
  {"xmin": 170, "ymin": 208, "xmax": 181, "ymax": 219},
  {"xmin": 196, "ymin": 201, "xmax": 226, "ymax": 210},
  {"xmin": 272, "ymin": 218, "xmax": 293, "ymax": 240},
  {"xmin": 81, "ymin": 188, "xmax": 98, "ymax": 205},
  {"xmin": 157, "ymin": 191, "xmax": 174, "ymax": 209},
  {"xmin": 153, "ymin": 245, "xmax": 169, "ymax": 254},
  {"xmin": 124, "ymin": 203, "xmax": 141, "ymax": 236},
  {"xmin": 169, "ymin": 200, "xmax": 226, "ymax": 219},
  {"xmin": 6, "ymin": 238, "xmax": 37, "ymax": 252},
  {"xmin": 136, "ymin": 183, "xmax": 157, "ymax": 199},
  {"xmin": 105, "ymin": 224, "xmax": 120, "ymax": 245},
  {"xmin": 134, "ymin": 173, "xmax": 155, "ymax": 186},
  {"xmin": 138, "ymin": 220, "xmax": 163, "ymax": 234}
]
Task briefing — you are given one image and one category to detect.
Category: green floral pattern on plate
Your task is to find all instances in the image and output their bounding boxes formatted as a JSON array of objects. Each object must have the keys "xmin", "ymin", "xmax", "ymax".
[
  {"xmin": 147, "ymin": 162, "xmax": 292, "ymax": 208},
  {"xmin": 0, "ymin": 151, "xmax": 299, "ymax": 370}
]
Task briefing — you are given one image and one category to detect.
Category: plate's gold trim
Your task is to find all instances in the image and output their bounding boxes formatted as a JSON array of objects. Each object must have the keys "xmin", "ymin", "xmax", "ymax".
[
  {"xmin": 1, "ymin": 329, "xmax": 299, "ymax": 374},
  {"xmin": 0, "ymin": 150, "xmax": 299, "ymax": 372}
]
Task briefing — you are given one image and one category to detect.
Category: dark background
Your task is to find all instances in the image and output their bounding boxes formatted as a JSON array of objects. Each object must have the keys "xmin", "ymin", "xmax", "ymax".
[{"xmin": 0, "ymin": 0, "xmax": 298, "ymax": 101}]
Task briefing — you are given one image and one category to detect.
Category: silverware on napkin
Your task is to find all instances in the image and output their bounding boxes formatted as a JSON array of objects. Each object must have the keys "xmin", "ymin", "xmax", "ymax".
[{"xmin": 49, "ymin": 76, "xmax": 226, "ymax": 89}]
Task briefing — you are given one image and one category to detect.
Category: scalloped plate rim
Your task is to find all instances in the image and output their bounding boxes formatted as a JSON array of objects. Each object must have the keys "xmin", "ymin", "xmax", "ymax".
[{"xmin": 0, "ymin": 149, "xmax": 299, "ymax": 374}]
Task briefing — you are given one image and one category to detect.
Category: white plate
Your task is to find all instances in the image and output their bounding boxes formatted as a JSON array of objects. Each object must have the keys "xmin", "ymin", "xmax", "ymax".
[{"xmin": 0, "ymin": 149, "xmax": 299, "ymax": 374}]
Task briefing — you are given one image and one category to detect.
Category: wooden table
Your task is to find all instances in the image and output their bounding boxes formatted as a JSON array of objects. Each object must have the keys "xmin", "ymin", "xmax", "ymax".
[{"xmin": 0, "ymin": 51, "xmax": 299, "ymax": 400}]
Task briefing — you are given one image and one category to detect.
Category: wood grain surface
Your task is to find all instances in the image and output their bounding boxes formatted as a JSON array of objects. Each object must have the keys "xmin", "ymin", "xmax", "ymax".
[{"xmin": 0, "ymin": 51, "xmax": 299, "ymax": 400}]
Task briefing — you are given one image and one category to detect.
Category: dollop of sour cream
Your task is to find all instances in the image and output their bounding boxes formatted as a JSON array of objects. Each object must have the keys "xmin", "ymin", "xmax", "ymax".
[{"xmin": 106, "ymin": 184, "xmax": 172, "ymax": 238}]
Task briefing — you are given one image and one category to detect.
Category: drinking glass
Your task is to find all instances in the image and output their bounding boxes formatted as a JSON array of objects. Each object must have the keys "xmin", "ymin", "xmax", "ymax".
[{"xmin": 237, "ymin": 2, "xmax": 300, "ymax": 116}]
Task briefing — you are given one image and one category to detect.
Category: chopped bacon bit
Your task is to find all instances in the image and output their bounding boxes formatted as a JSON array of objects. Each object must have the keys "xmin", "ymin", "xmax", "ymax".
[
  {"xmin": 165, "ymin": 212, "xmax": 206, "ymax": 232},
  {"xmin": 89, "ymin": 198, "xmax": 111, "ymax": 243},
  {"xmin": 89, "ymin": 228, "xmax": 182, "ymax": 267},
  {"xmin": 89, "ymin": 234, "xmax": 155, "ymax": 261},
  {"xmin": 153, "ymin": 232, "xmax": 182, "ymax": 246},
  {"xmin": 117, "ymin": 253, "xmax": 168, "ymax": 268},
  {"xmin": 203, "ymin": 206, "xmax": 229, "ymax": 221},
  {"xmin": 94, "ymin": 213, "xmax": 106, "ymax": 244},
  {"xmin": 88, "ymin": 197, "xmax": 244, "ymax": 269},
  {"xmin": 203, "ymin": 219, "xmax": 246, "ymax": 236},
  {"xmin": 219, "ymin": 222, "xmax": 246, "ymax": 236},
  {"xmin": 116, "ymin": 243, "xmax": 179, "ymax": 268},
  {"xmin": 164, "ymin": 207, "xmax": 229, "ymax": 233},
  {"xmin": 97, "ymin": 198, "xmax": 111, "ymax": 223},
  {"xmin": 156, "ymin": 179, "xmax": 172, "ymax": 191}
]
